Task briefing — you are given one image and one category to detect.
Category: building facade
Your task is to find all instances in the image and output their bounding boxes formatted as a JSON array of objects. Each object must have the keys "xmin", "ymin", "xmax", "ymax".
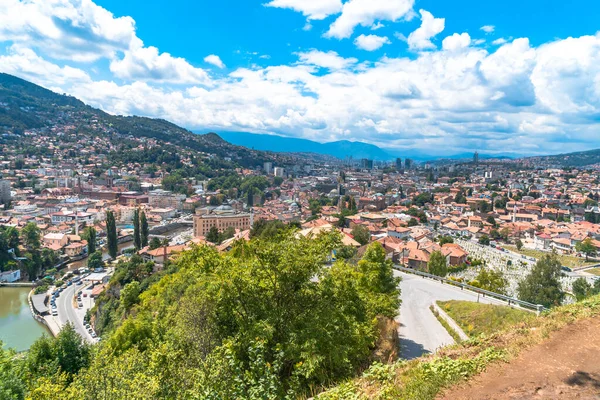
[{"xmin": 193, "ymin": 205, "xmax": 252, "ymax": 237}]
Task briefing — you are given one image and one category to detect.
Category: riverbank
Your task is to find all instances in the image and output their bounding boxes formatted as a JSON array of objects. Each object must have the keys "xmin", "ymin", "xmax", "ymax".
[
  {"xmin": 27, "ymin": 288, "xmax": 60, "ymax": 337},
  {"xmin": 0, "ymin": 282, "xmax": 34, "ymax": 287}
]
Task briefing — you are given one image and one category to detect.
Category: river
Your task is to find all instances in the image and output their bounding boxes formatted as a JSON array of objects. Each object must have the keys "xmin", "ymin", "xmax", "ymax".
[{"xmin": 0, "ymin": 287, "xmax": 49, "ymax": 352}]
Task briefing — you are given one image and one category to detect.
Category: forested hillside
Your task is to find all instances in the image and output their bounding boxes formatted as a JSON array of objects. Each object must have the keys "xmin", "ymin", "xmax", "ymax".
[{"xmin": 0, "ymin": 229, "xmax": 401, "ymax": 399}]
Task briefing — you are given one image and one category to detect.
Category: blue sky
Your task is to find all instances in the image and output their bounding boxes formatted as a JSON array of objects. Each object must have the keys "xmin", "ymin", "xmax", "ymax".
[{"xmin": 1, "ymin": 0, "xmax": 600, "ymax": 157}]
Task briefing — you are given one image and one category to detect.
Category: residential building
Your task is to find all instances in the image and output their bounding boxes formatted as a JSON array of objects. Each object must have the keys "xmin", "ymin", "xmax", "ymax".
[
  {"xmin": 0, "ymin": 180, "xmax": 10, "ymax": 204},
  {"xmin": 274, "ymin": 167, "xmax": 285, "ymax": 178},
  {"xmin": 148, "ymin": 189, "xmax": 186, "ymax": 210}
]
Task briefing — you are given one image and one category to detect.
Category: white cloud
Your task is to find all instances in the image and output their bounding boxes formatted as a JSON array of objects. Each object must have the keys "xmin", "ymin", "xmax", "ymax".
[
  {"xmin": 480, "ymin": 25, "xmax": 495, "ymax": 34},
  {"xmin": 354, "ymin": 34, "xmax": 391, "ymax": 51},
  {"xmin": 0, "ymin": 45, "xmax": 91, "ymax": 88},
  {"xmin": 109, "ymin": 45, "xmax": 210, "ymax": 84},
  {"xmin": 442, "ymin": 33, "xmax": 471, "ymax": 52},
  {"xmin": 371, "ymin": 22, "xmax": 385, "ymax": 30},
  {"xmin": 325, "ymin": 0, "xmax": 415, "ymax": 39},
  {"xmin": 407, "ymin": 10, "xmax": 445, "ymax": 50},
  {"xmin": 2, "ymin": 1, "xmax": 600, "ymax": 156},
  {"xmin": 0, "ymin": 0, "xmax": 209, "ymax": 84},
  {"xmin": 264, "ymin": 0, "xmax": 342, "ymax": 20},
  {"xmin": 204, "ymin": 55, "xmax": 226, "ymax": 69},
  {"xmin": 296, "ymin": 50, "xmax": 357, "ymax": 70},
  {"xmin": 493, "ymin": 38, "xmax": 508, "ymax": 45}
]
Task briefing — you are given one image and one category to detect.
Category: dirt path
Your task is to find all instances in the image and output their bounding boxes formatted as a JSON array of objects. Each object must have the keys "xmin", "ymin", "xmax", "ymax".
[{"xmin": 439, "ymin": 318, "xmax": 600, "ymax": 400}]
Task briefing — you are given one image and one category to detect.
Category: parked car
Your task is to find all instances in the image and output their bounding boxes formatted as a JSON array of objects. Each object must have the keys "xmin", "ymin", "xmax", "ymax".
[{"xmin": 51, "ymin": 310, "xmax": 58, "ymax": 316}]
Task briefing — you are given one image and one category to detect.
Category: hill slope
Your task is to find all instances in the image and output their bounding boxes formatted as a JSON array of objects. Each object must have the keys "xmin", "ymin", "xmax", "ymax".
[
  {"xmin": 319, "ymin": 295, "xmax": 600, "ymax": 400},
  {"xmin": 217, "ymin": 131, "xmax": 394, "ymax": 160},
  {"xmin": 526, "ymin": 148, "xmax": 600, "ymax": 167},
  {"xmin": 0, "ymin": 73, "xmax": 325, "ymax": 167}
]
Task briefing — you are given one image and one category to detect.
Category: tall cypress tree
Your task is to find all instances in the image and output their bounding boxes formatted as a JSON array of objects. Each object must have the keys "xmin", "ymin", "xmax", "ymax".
[
  {"xmin": 133, "ymin": 209, "xmax": 141, "ymax": 250},
  {"xmin": 140, "ymin": 211, "xmax": 149, "ymax": 248},
  {"xmin": 106, "ymin": 210, "xmax": 118, "ymax": 259}
]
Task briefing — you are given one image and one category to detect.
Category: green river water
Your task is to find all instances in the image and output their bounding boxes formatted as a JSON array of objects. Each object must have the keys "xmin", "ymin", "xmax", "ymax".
[{"xmin": 0, "ymin": 287, "xmax": 49, "ymax": 352}]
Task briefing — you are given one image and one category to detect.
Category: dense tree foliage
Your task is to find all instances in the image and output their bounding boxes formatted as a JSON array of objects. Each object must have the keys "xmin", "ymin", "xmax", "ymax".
[
  {"xmin": 351, "ymin": 225, "xmax": 371, "ymax": 246},
  {"xmin": 106, "ymin": 211, "xmax": 118, "ymax": 259},
  {"xmin": 428, "ymin": 251, "xmax": 448, "ymax": 277},
  {"xmin": 82, "ymin": 227, "xmax": 96, "ymax": 255},
  {"xmin": 469, "ymin": 269, "xmax": 508, "ymax": 295},
  {"xmin": 517, "ymin": 253, "xmax": 565, "ymax": 307},
  {"xmin": 3, "ymin": 232, "xmax": 402, "ymax": 399}
]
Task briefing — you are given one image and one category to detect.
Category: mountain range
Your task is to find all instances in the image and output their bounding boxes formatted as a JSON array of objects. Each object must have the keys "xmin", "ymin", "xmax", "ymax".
[{"xmin": 213, "ymin": 131, "xmax": 394, "ymax": 161}]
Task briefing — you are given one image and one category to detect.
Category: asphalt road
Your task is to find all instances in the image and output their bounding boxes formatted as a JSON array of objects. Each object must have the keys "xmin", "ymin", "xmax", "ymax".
[
  {"xmin": 396, "ymin": 271, "xmax": 503, "ymax": 359},
  {"xmin": 55, "ymin": 282, "xmax": 95, "ymax": 343}
]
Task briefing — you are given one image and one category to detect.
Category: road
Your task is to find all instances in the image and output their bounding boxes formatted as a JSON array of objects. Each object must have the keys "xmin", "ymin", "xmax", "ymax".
[
  {"xmin": 54, "ymin": 282, "xmax": 96, "ymax": 343},
  {"xmin": 396, "ymin": 271, "xmax": 504, "ymax": 360}
]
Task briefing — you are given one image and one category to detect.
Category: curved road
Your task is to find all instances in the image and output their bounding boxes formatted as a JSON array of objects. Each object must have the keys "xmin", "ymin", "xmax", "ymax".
[
  {"xmin": 55, "ymin": 283, "xmax": 95, "ymax": 343},
  {"xmin": 396, "ymin": 271, "xmax": 505, "ymax": 359}
]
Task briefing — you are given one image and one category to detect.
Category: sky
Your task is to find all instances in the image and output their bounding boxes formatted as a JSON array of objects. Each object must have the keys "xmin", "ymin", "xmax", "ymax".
[{"xmin": 1, "ymin": 0, "xmax": 600, "ymax": 157}]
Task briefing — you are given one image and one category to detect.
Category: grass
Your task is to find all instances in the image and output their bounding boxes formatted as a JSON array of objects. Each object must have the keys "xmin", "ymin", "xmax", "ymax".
[
  {"xmin": 586, "ymin": 268, "xmax": 600, "ymax": 276},
  {"xmin": 504, "ymin": 245, "xmax": 596, "ymax": 269},
  {"xmin": 317, "ymin": 295, "xmax": 600, "ymax": 400},
  {"xmin": 430, "ymin": 305, "xmax": 463, "ymax": 343},
  {"xmin": 437, "ymin": 300, "xmax": 533, "ymax": 338}
]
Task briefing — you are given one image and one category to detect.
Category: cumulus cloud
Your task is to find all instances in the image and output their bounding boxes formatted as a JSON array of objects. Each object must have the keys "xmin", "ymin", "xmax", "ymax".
[
  {"xmin": 204, "ymin": 55, "xmax": 226, "ymax": 69},
  {"xmin": 407, "ymin": 10, "xmax": 445, "ymax": 50},
  {"xmin": 354, "ymin": 34, "xmax": 391, "ymax": 51},
  {"xmin": 493, "ymin": 38, "xmax": 508, "ymax": 45},
  {"xmin": 0, "ymin": 0, "xmax": 209, "ymax": 84},
  {"xmin": 264, "ymin": 0, "xmax": 342, "ymax": 20},
  {"xmin": 296, "ymin": 50, "xmax": 357, "ymax": 70},
  {"xmin": 1, "ymin": 0, "xmax": 600, "ymax": 156},
  {"xmin": 480, "ymin": 25, "xmax": 495, "ymax": 33},
  {"xmin": 442, "ymin": 33, "xmax": 471, "ymax": 51},
  {"xmin": 0, "ymin": 45, "xmax": 91, "ymax": 88},
  {"xmin": 325, "ymin": 0, "xmax": 415, "ymax": 39}
]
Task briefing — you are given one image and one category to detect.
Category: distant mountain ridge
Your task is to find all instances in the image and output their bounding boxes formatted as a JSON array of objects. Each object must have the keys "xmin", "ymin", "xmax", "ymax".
[
  {"xmin": 525, "ymin": 148, "xmax": 600, "ymax": 167},
  {"xmin": 212, "ymin": 131, "xmax": 394, "ymax": 161}
]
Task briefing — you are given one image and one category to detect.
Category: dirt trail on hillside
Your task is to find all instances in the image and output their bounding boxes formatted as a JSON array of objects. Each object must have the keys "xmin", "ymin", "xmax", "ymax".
[{"xmin": 439, "ymin": 318, "xmax": 600, "ymax": 400}]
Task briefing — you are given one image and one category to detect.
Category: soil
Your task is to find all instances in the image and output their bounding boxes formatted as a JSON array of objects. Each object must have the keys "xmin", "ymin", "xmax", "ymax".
[{"xmin": 439, "ymin": 318, "xmax": 600, "ymax": 400}]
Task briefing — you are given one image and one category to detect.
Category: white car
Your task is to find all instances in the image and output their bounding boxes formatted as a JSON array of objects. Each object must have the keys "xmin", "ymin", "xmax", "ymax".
[{"xmin": 51, "ymin": 310, "xmax": 58, "ymax": 316}]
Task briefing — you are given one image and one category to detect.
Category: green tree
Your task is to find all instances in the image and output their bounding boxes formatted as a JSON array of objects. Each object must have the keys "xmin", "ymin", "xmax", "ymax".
[
  {"xmin": 149, "ymin": 237, "xmax": 162, "ymax": 250},
  {"xmin": 87, "ymin": 251, "xmax": 104, "ymax": 271},
  {"xmin": 120, "ymin": 281, "xmax": 141, "ymax": 310},
  {"xmin": 133, "ymin": 209, "xmax": 141, "ymax": 250},
  {"xmin": 140, "ymin": 211, "xmax": 149, "ymax": 248},
  {"xmin": 469, "ymin": 269, "xmax": 508, "ymax": 295},
  {"xmin": 479, "ymin": 235, "xmax": 491, "ymax": 246},
  {"xmin": 576, "ymin": 238, "xmax": 596, "ymax": 261},
  {"xmin": 206, "ymin": 226, "xmax": 220, "ymax": 244},
  {"xmin": 82, "ymin": 226, "xmax": 96, "ymax": 254},
  {"xmin": 572, "ymin": 277, "xmax": 593, "ymax": 302},
  {"xmin": 21, "ymin": 222, "xmax": 41, "ymax": 250},
  {"xmin": 439, "ymin": 236, "xmax": 454, "ymax": 246},
  {"xmin": 357, "ymin": 242, "xmax": 401, "ymax": 317},
  {"xmin": 516, "ymin": 239, "xmax": 524, "ymax": 251},
  {"xmin": 106, "ymin": 210, "xmax": 118, "ymax": 259},
  {"xmin": 517, "ymin": 253, "xmax": 565, "ymax": 308},
  {"xmin": 351, "ymin": 225, "xmax": 371, "ymax": 246},
  {"xmin": 407, "ymin": 218, "xmax": 419, "ymax": 227},
  {"xmin": 428, "ymin": 251, "xmax": 448, "ymax": 277}
]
